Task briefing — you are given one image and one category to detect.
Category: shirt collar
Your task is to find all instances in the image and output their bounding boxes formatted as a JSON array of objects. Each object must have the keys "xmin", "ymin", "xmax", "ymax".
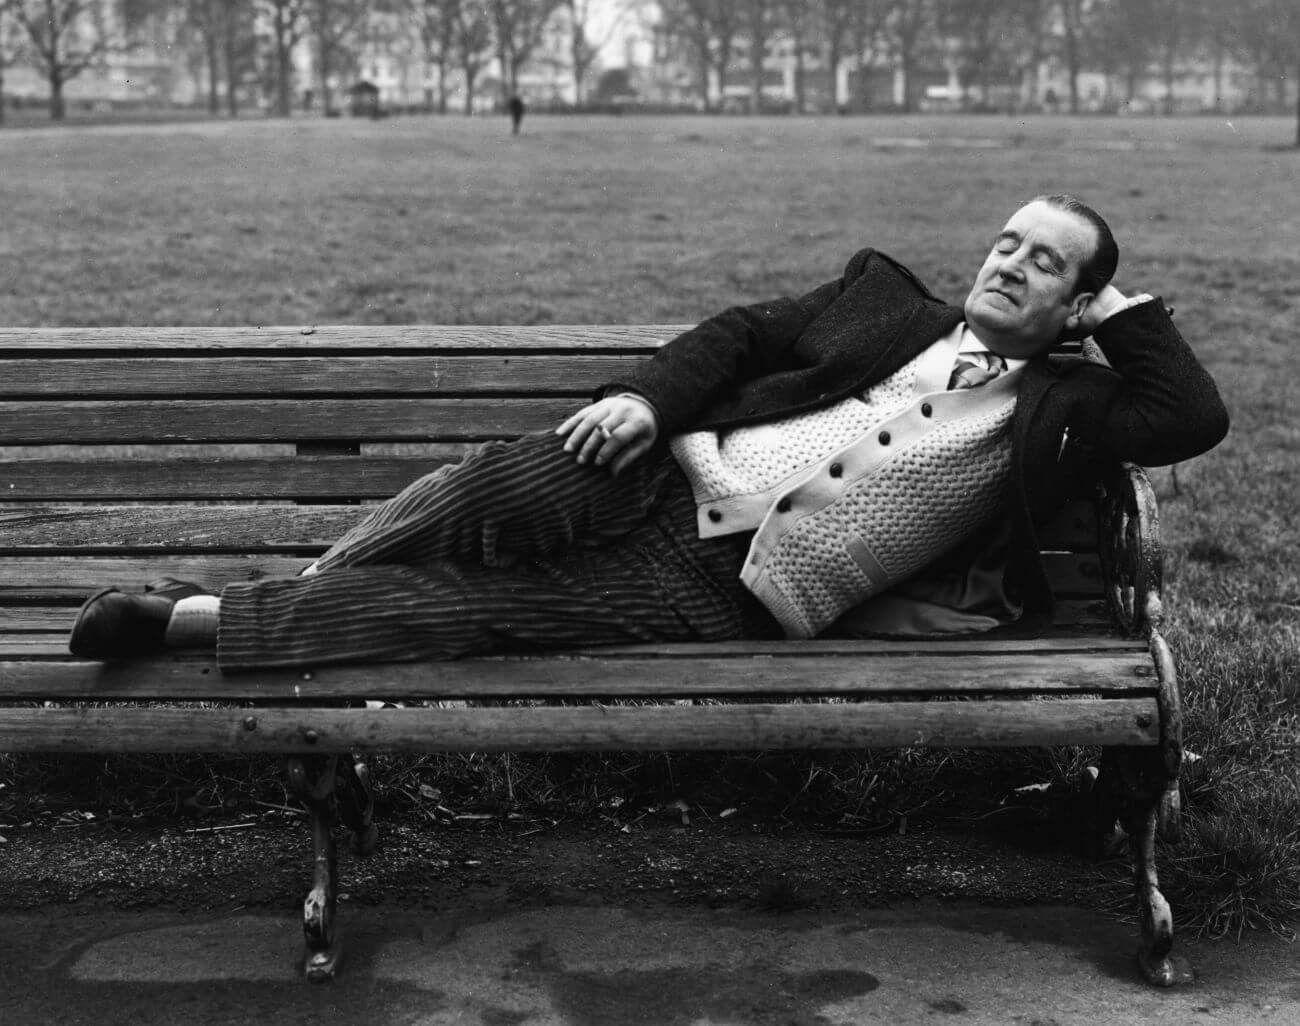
[{"xmin": 957, "ymin": 323, "xmax": 1027, "ymax": 373}]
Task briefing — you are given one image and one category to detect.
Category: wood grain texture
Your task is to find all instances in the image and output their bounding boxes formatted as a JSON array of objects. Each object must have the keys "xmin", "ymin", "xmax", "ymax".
[
  {"xmin": 0, "ymin": 506, "xmax": 371, "ymax": 549},
  {"xmin": 0, "ymin": 648, "xmax": 1155, "ymax": 698},
  {"xmin": 0, "ymin": 552, "xmax": 1105, "ymax": 603},
  {"xmin": 0, "ymin": 458, "xmax": 444, "ymax": 501},
  {"xmin": 0, "ymin": 699, "xmax": 1161, "ymax": 753},
  {"xmin": 0, "ymin": 398, "xmax": 572, "ymax": 444},
  {"xmin": 0, "ymin": 355, "xmax": 645, "ymax": 397},
  {"xmin": 0, "ymin": 325, "xmax": 682, "ymax": 353}
]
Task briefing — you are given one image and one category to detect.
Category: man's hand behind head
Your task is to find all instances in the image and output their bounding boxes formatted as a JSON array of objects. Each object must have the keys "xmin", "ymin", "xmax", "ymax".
[{"xmin": 1058, "ymin": 284, "xmax": 1129, "ymax": 343}]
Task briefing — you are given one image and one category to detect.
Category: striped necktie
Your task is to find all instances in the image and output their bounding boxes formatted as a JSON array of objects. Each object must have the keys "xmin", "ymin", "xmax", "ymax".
[{"xmin": 948, "ymin": 351, "xmax": 1008, "ymax": 390}]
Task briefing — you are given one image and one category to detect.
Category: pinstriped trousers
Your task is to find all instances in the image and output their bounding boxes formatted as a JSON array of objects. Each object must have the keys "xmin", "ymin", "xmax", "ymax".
[{"xmin": 217, "ymin": 432, "xmax": 776, "ymax": 671}]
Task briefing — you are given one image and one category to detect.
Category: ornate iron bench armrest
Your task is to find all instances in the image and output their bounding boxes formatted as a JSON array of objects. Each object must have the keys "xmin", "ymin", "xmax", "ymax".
[{"xmin": 1097, "ymin": 461, "xmax": 1183, "ymax": 840}]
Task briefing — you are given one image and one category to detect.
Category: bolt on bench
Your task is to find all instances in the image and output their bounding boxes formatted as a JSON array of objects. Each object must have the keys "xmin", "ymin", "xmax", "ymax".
[{"xmin": 1, "ymin": 325, "xmax": 1185, "ymax": 984}]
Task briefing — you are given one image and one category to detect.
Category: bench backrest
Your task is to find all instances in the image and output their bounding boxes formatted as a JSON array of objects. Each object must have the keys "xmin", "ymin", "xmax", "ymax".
[{"xmin": 0, "ymin": 326, "xmax": 1106, "ymax": 633}]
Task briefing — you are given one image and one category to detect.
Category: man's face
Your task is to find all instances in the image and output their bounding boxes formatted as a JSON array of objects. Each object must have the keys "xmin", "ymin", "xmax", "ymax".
[{"xmin": 963, "ymin": 201, "xmax": 1098, "ymax": 359}]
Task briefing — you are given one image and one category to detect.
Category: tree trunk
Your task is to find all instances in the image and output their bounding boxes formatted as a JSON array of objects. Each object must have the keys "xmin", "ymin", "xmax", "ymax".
[
  {"xmin": 463, "ymin": 65, "xmax": 476, "ymax": 114},
  {"xmin": 698, "ymin": 52, "xmax": 710, "ymax": 110},
  {"xmin": 206, "ymin": 18, "xmax": 221, "ymax": 115},
  {"xmin": 1211, "ymin": 43, "xmax": 1223, "ymax": 113},
  {"xmin": 225, "ymin": 7, "xmax": 240, "ymax": 116},
  {"xmin": 0, "ymin": 65, "xmax": 6, "ymax": 126},
  {"xmin": 276, "ymin": 40, "xmax": 292, "ymax": 117},
  {"xmin": 49, "ymin": 69, "xmax": 66, "ymax": 121},
  {"xmin": 319, "ymin": 45, "xmax": 332, "ymax": 115},
  {"xmin": 497, "ymin": 41, "xmax": 511, "ymax": 104},
  {"xmin": 1065, "ymin": 27, "xmax": 1079, "ymax": 113},
  {"xmin": 1295, "ymin": 54, "xmax": 1300, "ymax": 147},
  {"xmin": 827, "ymin": 41, "xmax": 841, "ymax": 111},
  {"xmin": 438, "ymin": 58, "xmax": 448, "ymax": 112},
  {"xmin": 793, "ymin": 40, "xmax": 805, "ymax": 113},
  {"xmin": 1162, "ymin": 48, "xmax": 1175, "ymax": 116}
]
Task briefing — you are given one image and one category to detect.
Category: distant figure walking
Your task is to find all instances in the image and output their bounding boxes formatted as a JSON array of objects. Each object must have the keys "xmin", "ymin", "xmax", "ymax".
[{"xmin": 508, "ymin": 95, "xmax": 525, "ymax": 135}]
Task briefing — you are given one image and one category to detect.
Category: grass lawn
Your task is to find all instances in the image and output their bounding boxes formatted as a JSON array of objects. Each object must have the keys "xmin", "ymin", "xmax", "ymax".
[{"xmin": 2, "ymin": 112, "xmax": 1297, "ymax": 937}]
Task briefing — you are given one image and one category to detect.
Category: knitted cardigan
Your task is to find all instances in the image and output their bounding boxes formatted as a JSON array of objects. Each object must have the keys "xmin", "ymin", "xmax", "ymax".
[{"xmin": 671, "ymin": 327, "xmax": 1021, "ymax": 637}]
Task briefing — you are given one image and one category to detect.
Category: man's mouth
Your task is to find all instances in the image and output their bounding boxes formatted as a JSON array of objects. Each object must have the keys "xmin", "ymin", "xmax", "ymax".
[{"xmin": 986, "ymin": 287, "xmax": 1018, "ymax": 305}]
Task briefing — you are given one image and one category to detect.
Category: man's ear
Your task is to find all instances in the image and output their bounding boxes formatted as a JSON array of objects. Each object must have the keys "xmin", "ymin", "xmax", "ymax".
[
  {"xmin": 1066, "ymin": 292, "xmax": 1095, "ymax": 333},
  {"xmin": 1057, "ymin": 292, "xmax": 1097, "ymax": 343}
]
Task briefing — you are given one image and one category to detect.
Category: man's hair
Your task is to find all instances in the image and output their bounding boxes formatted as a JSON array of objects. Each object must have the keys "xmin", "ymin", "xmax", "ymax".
[{"xmin": 1033, "ymin": 193, "xmax": 1118, "ymax": 296}]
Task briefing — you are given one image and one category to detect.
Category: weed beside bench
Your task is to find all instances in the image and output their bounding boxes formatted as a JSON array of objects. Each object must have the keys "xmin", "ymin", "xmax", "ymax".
[{"xmin": 0, "ymin": 325, "xmax": 1185, "ymax": 985}]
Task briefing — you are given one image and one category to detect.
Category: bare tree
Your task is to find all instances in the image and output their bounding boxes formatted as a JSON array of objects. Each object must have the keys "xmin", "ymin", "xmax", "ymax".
[
  {"xmin": 941, "ymin": 0, "xmax": 1022, "ymax": 109},
  {"xmin": 880, "ymin": 0, "xmax": 940, "ymax": 112},
  {"xmin": 452, "ymin": 0, "xmax": 492, "ymax": 113},
  {"xmin": 659, "ymin": 0, "xmax": 740, "ymax": 110},
  {"xmin": 848, "ymin": 0, "xmax": 888, "ymax": 111},
  {"xmin": 1090, "ymin": 0, "xmax": 1150, "ymax": 108},
  {"xmin": 488, "ymin": 0, "xmax": 559, "ymax": 103},
  {"xmin": 1227, "ymin": 0, "xmax": 1299, "ymax": 122},
  {"xmin": 1147, "ymin": 0, "xmax": 1204, "ymax": 114},
  {"xmin": 7, "ymin": 0, "xmax": 114, "ymax": 120},
  {"xmin": 304, "ymin": 0, "xmax": 370, "ymax": 115},
  {"xmin": 409, "ymin": 0, "xmax": 457, "ymax": 110},
  {"xmin": 813, "ymin": 0, "xmax": 854, "ymax": 109},
  {"xmin": 563, "ymin": 0, "xmax": 635, "ymax": 104},
  {"xmin": 741, "ymin": 0, "xmax": 777, "ymax": 112},
  {"xmin": 256, "ymin": 0, "xmax": 308, "ymax": 116},
  {"xmin": 0, "ymin": 2, "xmax": 20, "ymax": 124},
  {"xmin": 183, "ymin": 0, "xmax": 225, "ymax": 114},
  {"xmin": 775, "ymin": 0, "xmax": 811, "ymax": 111}
]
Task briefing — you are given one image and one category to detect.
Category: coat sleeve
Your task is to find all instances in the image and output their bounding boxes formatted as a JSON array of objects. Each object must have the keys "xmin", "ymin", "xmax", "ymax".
[
  {"xmin": 601, "ymin": 248, "xmax": 876, "ymax": 435},
  {"xmin": 1085, "ymin": 298, "xmax": 1229, "ymax": 467}
]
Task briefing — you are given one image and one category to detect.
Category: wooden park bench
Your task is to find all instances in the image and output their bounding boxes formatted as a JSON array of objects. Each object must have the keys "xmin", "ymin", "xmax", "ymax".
[{"xmin": 0, "ymin": 325, "xmax": 1186, "ymax": 985}]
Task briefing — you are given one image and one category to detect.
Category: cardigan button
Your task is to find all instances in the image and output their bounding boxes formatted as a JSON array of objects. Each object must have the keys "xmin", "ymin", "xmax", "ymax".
[
  {"xmin": 879, "ymin": 430, "xmax": 891, "ymax": 445},
  {"xmin": 707, "ymin": 509, "xmax": 722, "ymax": 523},
  {"xmin": 829, "ymin": 462, "xmax": 843, "ymax": 478},
  {"xmin": 776, "ymin": 497, "xmax": 792, "ymax": 513},
  {"xmin": 921, "ymin": 402, "xmax": 933, "ymax": 418}
]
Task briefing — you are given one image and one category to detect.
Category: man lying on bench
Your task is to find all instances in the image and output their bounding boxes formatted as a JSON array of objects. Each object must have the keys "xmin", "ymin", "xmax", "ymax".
[{"xmin": 69, "ymin": 194, "xmax": 1228, "ymax": 669}]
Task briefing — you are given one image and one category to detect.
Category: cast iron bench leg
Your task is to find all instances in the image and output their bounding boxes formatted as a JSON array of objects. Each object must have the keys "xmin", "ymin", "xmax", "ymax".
[
  {"xmin": 336, "ymin": 758, "xmax": 379, "ymax": 856},
  {"xmin": 1102, "ymin": 747, "xmax": 1193, "ymax": 987},
  {"xmin": 287, "ymin": 755, "xmax": 343, "ymax": 981}
]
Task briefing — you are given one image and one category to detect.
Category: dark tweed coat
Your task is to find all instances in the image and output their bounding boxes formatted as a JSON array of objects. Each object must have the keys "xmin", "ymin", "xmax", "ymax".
[{"xmin": 607, "ymin": 248, "xmax": 1229, "ymax": 624}]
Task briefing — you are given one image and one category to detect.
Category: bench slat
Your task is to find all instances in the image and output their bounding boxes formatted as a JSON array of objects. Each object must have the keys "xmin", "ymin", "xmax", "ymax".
[
  {"xmin": 0, "ymin": 398, "xmax": 575, "ymax": 444},
  {"xmin": 0, "ymin": 592, "xmax": 1117, "ymax": 635},
  {"xmin": 0, "ymin": 325, "xmax": 682, "ymax": 353},
  {"xmin": 0, "ymin": 458, "xmax": 442, "ymax": 501},
  {"xmin": 0, "ymin": 501, "xmax": 1100, "ymax": 550},
  {"xmin": 0, "ymin": 647, "xmax": 1153, "ymax": 698},
  {"xmin": 0, "ymin": 506, "xmax": 368, "ymax": 550},
  {"xmin": 0, "ymin": 699, "xmax": 1161, "ymax": 753},
  {"xmin": 0, "ymin": 356, "xmax": 643, "ymax": 397},
  {"xmin": 0, "ymin": 552, "xmax": 1105, "ymax": 599}
]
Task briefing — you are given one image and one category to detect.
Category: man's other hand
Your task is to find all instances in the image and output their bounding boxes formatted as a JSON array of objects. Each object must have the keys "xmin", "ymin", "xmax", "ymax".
[{"xmin": 557, "ymin": 394, "xmax": 660, "ymax": 476}]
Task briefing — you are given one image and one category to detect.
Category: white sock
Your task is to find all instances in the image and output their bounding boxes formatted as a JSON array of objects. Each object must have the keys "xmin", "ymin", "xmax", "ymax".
[{"xmin": 164, "ymin": 595, "xmax": 221, "ymax": 647}]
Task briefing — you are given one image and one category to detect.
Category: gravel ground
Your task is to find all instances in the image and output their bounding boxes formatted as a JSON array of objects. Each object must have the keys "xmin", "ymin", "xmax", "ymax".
[{"xmin": 0, "ymin": 807, "xmax": 1120, "ymax": 918}]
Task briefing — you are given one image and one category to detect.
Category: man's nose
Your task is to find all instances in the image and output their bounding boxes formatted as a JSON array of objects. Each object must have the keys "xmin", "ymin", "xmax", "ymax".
[{"xmin": 996, "ymin": 258, "xmax": 1025, "ymax": 282}]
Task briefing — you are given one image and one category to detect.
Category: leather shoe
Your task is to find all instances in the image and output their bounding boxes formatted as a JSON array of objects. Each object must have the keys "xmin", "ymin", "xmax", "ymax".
[{"xmin": 69, "ymin": 579, "xmax": 210, "ymax": 659}]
